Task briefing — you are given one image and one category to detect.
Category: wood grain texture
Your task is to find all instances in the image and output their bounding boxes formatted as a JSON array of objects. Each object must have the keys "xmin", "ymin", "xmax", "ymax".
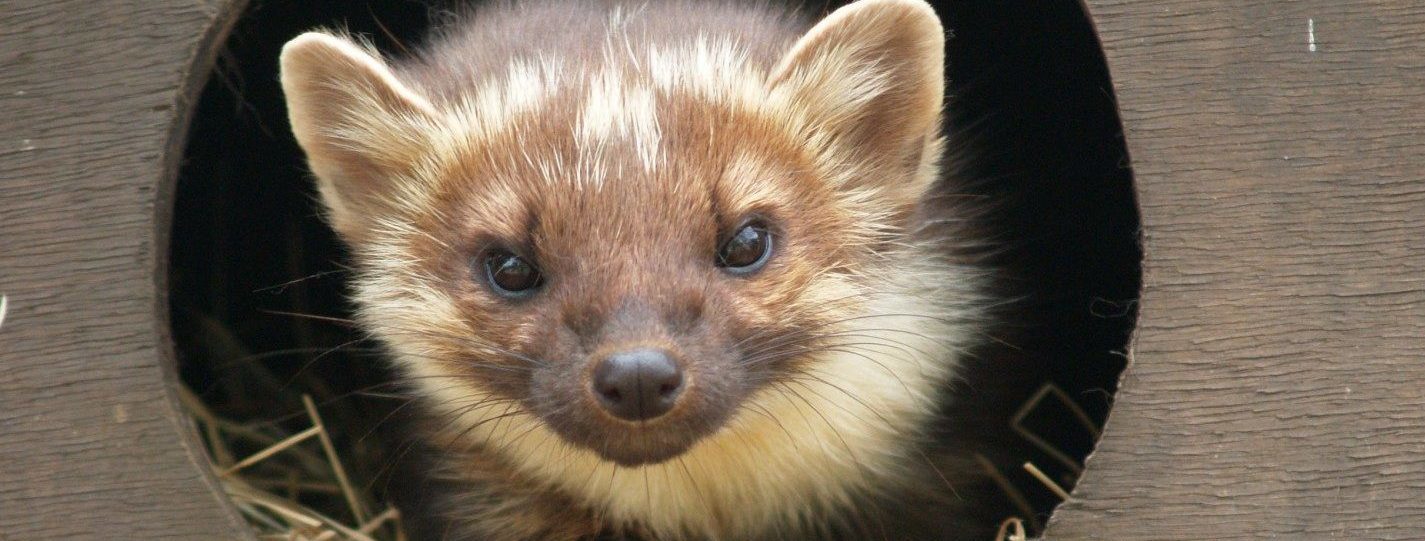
[
  {"xmin": 1045, "ymin": 1, "xmax": 1425, "ymax": 539},
  {"xmin": 0, "ymin": 0, "xmax": 251, "ymax": 538}
]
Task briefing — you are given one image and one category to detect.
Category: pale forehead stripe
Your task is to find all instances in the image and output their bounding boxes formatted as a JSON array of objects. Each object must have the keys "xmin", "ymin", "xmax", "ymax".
[{"xmin": 577, "ymin": 67, "xmax": 663, "ymax": 177}]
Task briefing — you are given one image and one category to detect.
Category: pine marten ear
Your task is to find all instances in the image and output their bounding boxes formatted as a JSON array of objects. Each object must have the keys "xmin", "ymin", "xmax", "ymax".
[
  {"xmin": 280, "ymin": 32, "xmax": 438, "ymax": 242},
  {"xmin": 768, "ymin": 0, "xmax": 945, "ymax": 190}
]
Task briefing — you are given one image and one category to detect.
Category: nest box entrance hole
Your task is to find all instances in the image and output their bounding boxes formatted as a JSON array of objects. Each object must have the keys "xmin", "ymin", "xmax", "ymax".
[{"xmin": 166, "ymin": 0, "xmax": 1140, "ymax": 536}]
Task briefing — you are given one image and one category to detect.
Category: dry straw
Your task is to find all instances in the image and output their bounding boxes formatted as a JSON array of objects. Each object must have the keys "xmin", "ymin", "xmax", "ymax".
[
  {"xmin": 990, "ymin": 382, "xmax": 1101, "ymax": 537},
  {"xmin": 184, "ymin": 386, "xmax": 405, "ymax": 540},
  {"xmin": 994, "ymin": 517, "xmax": 1030, "ymax": 541},
  {"xmin": 184, "ymin": 373, "xmax": 1094, "ymax": 539}
]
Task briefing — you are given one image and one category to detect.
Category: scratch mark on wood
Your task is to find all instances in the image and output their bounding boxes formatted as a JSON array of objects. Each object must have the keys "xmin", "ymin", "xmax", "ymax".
[{"xmin": 1308, "ymin": 18, "xmax": 1317, "ymax": 52}]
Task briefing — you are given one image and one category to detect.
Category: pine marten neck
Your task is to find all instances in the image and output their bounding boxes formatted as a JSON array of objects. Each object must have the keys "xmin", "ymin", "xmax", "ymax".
[{"xmin": 281, "ymin": 0, "xmax": 988, "ymax": 538}]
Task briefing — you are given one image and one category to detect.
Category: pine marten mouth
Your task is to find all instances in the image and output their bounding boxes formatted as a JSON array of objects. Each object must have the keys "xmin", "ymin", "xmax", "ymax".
[
  {"xmin": 542, "ymin": 414, "xmax": 725, "ymax": 467},
  {"xmin": 530, "ymin": 363, "xmax": 749, "ymax": 467},
  {"xmin": 592, "ymin": 433, "xmax": 703, "ymax": 467}
]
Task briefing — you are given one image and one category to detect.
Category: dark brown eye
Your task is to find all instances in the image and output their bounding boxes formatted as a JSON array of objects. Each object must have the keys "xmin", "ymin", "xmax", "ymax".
[
  {"xmin": 483, "ymin": 249, "xmax": 543, "ymax": 298},
  {"xmin": 716, "ymin": 221, "xmax": 773, "ymax": 274}
]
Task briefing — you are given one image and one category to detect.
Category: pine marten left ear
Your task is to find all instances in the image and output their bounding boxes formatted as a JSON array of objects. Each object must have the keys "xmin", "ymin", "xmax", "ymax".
[
  {"xmin": 280, "ymin": 32, "xmax": 439, "ymax": 243},
  {"xmin": 769, "ymin": 0, "xmax": 945, "ymax": 184}
]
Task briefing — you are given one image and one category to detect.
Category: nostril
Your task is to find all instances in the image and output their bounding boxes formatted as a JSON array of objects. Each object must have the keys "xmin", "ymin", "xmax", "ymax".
[
  {"xmin": 590, "ymin": 348, "xmax": 684, "ymax": 421},
  {"xmin": 600, "ymin": 387, "xmax": 622, "ymax": 403}
]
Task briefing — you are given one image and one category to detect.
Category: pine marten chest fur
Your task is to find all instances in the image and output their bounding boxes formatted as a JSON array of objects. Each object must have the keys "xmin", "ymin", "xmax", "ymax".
[{"xmin": 280, "ymin": 0, "xmax": 995, "ymax": 538}]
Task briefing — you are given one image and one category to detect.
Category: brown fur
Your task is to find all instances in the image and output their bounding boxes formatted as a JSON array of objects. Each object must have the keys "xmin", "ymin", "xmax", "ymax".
[{"xmin": 281, "ymin": 1, "xmax": 997, "ymax": 539}]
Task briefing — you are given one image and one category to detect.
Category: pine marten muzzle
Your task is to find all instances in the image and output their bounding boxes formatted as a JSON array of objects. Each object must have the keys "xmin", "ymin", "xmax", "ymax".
[{"xmin": 280, "ymin": 0, "xmax": 995, "ymax": 538}]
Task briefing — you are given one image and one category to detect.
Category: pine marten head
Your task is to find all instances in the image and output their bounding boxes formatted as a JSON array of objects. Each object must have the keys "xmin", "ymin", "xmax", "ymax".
[{"xmin": 281, "ymin": 0, "xmax": 981, "ymax": 534}]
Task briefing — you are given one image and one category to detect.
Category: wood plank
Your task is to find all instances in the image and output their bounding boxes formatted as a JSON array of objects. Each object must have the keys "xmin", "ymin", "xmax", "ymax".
[
  {"xmin": 1046, "ymin": 1, "xmax": 1425, "ymax": 538},
  {"xmin": 0, "ymin": 0, "xmax": 251, "ymax": 538}
]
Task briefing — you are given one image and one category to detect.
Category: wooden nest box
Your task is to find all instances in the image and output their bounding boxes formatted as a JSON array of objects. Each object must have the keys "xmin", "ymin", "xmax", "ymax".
[{"xmin": 1, "ymin": 0, "xmax": 1422, "ymax": 539}]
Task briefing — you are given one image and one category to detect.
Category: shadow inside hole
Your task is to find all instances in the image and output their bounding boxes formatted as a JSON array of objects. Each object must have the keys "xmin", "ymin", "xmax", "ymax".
[
  {"xmin": 931, "ymin": 0, "xmax": 1141, "ymax": 530},
  {"xmin": 168, "ymin": 0, "xmax": 1139, "ymax": 536},
  {"xmin": 169, "ymin": 0, "xmax": 436, "ymax": 531}
]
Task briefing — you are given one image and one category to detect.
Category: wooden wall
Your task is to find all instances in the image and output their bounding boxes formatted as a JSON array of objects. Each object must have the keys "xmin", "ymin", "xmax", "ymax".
[
  {"xmin": 1045, "ymin": 1, "xmax": 1425, "ymax": 538},
  {"xmin": 0, "ymin": 0, "xmax": 252, "ymax": 538},
  {"xmin": 0, "ymin": 0, "xmax": 1421, "ymax": 539}
]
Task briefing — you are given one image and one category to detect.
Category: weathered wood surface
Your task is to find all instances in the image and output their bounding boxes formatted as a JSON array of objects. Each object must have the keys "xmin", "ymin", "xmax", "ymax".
[
  {"xmin": 1046, "ymin": 1, "xmax": 1425, "ymax": 539},
  {"xmin": 0, "ymin": 0, "xmax": 251, "ymax": 539}
]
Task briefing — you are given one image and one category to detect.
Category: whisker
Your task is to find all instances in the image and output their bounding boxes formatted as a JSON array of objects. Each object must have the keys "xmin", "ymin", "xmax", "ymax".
[{"xmin": 258, "ymin": 308, "xmax": 357, "ymax": 326}]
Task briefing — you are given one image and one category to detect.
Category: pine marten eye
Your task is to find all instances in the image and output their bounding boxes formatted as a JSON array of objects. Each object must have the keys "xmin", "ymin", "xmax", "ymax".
[
  {"xmin": 482, "ymin": 248, "xmax": 544, "ymax": 298},
  {"xmin": 716, "ymin": 220, "xmax": 773, "ymax": 275}
]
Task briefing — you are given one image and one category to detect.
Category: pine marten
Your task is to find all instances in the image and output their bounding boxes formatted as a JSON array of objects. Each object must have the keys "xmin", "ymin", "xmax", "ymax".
[{"xmin": 280, "ymin": 0, "xmax": 998, "ymax": 538}]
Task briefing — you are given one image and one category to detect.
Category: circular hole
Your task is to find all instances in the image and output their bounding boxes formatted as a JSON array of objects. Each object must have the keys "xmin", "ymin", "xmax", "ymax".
[{"xmin": 169, "ymin": 0, "xmax": 1138, "ymax": 538}]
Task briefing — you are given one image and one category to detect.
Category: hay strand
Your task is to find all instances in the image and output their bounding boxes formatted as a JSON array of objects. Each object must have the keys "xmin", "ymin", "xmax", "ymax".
[
  {"xmin": 994, "ymin": 517, "xmax": 1029, "ymax": 541},
  {"xmin": 1011, "ymin": 383, "xmax": 1099, "ymax": 474},
  {"xmin": 227, "ymin": 482, "xmax": 378, "ymax": 541},
  {"xmin": 222, "ymin": 426, "xmax": 322, "ymax": 478},
  {"xmin": 976, "ymin": 453, "xmax": 1041, "ymax": 533},
  {"xmin": 358, "ymin": 508, "xmax": 401, "ymax": 535},
  {"xmin": 1023, "ymin": 461, "xmax": 1072, "ymax": 501},
  {"xmin": 304, "ymin": 394, "xmax": 370, "ymax": 524}
]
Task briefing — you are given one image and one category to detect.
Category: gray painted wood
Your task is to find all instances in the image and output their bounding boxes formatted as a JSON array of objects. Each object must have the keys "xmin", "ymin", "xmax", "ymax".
[
  {"xmin": 1045, "ymin": 1, "xmax": 1425, "ymax": 538},
  {"xmin": 0, "ymin": 0, "xmax": 251, "ymax": 538}
]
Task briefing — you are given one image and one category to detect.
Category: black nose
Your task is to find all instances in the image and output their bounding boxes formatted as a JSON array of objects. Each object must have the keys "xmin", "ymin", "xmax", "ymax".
[{"xmin": 591, "ymin": 348, "xmax": 685, "ymax": 421}]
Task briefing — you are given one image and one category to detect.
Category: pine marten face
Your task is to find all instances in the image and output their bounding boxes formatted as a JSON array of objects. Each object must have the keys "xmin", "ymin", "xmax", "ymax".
[
  {"xmin": 415, "ymin": 98, "xmax": 858, "ymax": 465},
  {"xmin": 282, "ymin": 0, "xmax": 973, "ymax": 525}
]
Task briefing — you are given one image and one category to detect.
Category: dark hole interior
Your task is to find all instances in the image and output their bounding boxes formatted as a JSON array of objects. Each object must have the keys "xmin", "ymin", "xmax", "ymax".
[{"xmin": 169, "ymin": 0, "xmax": 1140, "ymax": 536}]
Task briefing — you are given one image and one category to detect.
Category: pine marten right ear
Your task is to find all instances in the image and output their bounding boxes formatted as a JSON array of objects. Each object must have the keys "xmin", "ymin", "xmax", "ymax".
[
  {"xmin": 767, "ymin": 0, "xmax": 946, "ymax": 203},
  {"xmin": 279, "ymin": 32, "xmax": 439, "ymax": 243}
]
